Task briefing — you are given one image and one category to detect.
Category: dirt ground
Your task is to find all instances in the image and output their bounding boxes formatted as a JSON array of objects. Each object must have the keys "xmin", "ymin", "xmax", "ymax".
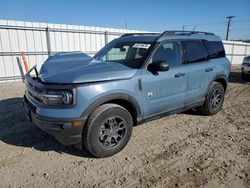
[{"xmin": 0, "ymin": 67, "xmax": 249, "ymax": 188}]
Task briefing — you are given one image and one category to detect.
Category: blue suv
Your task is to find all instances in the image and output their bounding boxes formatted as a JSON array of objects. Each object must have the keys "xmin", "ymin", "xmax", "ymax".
[{"xmin": 23, "ymin": 31, "xmax": 230, "ymax": 157}]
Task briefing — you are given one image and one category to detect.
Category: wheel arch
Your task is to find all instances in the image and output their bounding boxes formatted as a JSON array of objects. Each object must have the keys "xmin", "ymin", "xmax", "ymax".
[
  {"xmin": 81, "ymin": 93, "xmax": 142, "ymax": 126},
  {"xmin": 214, "ymin": 76, "xmax": 228, "ymax": 91},
  {"xmin": 206, "ymin": 74, "xmax": 228, "ymax": 96}
]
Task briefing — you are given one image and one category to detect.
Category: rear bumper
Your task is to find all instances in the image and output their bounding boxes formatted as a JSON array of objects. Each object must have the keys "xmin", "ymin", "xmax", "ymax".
[{"xmin": 23, "ymin": 96, "xmax": 85, "ymax": 146}]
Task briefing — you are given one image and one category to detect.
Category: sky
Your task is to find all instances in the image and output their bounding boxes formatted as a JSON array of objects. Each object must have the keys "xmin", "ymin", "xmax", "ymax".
[{"xmin": 0, "ymin": 0, "xmax": 249, "ymax": 40}]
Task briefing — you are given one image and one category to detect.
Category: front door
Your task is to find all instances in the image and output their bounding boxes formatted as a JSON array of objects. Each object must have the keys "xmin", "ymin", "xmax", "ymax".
[{"xmin": 140, "ymin": 41, "xmax": 187, "ymax": 118}]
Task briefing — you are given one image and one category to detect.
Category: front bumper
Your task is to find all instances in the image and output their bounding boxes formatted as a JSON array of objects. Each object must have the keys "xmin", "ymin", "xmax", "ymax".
[{"xmin": 23, "ymin": 96, "xmax": 85, "ymax": 146}]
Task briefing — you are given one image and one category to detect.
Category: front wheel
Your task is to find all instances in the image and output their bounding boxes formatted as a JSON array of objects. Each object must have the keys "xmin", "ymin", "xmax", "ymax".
[
  {"xmin": 199, "ymin": 82, "xmax": 225, "ymax": 115},
  {"xmin": 83, "ymin": 103, "xmax": 133, "ymax": 158}
]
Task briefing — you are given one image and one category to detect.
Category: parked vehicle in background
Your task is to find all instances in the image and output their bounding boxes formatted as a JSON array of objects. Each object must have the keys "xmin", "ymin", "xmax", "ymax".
[
  {"xmin": 241, "ymin": 56, "xmax": 250, "ymax": 80},
  {"xmin": 23, "ymin": 30, "xmax": 231, "ymax": 158}
]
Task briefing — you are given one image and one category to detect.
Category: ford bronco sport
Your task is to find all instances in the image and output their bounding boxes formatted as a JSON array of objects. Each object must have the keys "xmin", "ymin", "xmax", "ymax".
[{"xmin": 23, "ymin": 31, "xmax": 230, "ymax": 157}]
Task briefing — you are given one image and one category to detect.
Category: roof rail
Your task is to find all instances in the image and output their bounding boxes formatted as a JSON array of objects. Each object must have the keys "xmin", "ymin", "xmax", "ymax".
[
  {"xmin": 160, "ymin": 30, "xmax": 215, "ymax": 36},
  {"xmin": 120, "ymin": 31, "xmax": 215, "ymax": 40},
  {"xmin": 121, "ymin": 33, "xmax": 160, "ymax": 37}
]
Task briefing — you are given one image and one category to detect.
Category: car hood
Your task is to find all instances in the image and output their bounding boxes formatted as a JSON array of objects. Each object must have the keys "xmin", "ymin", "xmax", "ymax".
[{"xmin": 39, "ymin": 52, "xmax": 137, "ymax": 84}]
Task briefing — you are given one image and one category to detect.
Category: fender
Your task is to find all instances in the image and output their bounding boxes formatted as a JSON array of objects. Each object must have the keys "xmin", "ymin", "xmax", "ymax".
[
  {"xmin": 81, "ymin": 92, "xmax": 142, "ymax": 123},
  {"xmin": 205, "ymin": 74, "xmax": 228, "ymax": 96}
]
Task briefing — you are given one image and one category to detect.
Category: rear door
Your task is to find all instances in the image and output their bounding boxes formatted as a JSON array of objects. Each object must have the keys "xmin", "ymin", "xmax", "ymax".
[{"xmin": 182, "ymin": 40, "xmax": 216, "ymax": 104}]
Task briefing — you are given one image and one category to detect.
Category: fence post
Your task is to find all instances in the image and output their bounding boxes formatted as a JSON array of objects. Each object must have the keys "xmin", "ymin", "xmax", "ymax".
[
  {"xmin": 104, "ymin": 31, "xmax": 108, "ymax": 45},
  {"xmin": 231, "ymin": 43, "xmax": 234, "ymax": 64},
  {"xmin": 46, "ymin": 27, "xmax": 52, "ymax": 56},
  {"xmin": 245, "ymin": 45, "xmax": 247, "ymax": 57},
  {"xmin": 16, "ymin": 57, "xmax": 25, "ymax": 82}
]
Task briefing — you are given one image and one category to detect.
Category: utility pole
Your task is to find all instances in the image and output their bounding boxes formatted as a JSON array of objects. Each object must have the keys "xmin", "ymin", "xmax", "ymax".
[
  {"xmin": 226, "ymin": 16, "xmax": 235, "ymax": 40},
  {"xmin": 182, "ymin": 25, "xmax": 185, "ymax": 31},
  {"xmin": 125, "ymin": 20, "xmax": 127, "ymax": 29}
]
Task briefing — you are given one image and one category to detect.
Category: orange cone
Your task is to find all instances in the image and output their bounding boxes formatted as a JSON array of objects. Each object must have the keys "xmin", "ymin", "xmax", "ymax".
[{"xmin": 21, "ymin": 52, "xmax": 29, "ymax": 73}]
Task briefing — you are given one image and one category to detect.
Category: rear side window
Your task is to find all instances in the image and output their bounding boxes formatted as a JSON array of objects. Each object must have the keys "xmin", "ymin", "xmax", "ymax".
[
  {"xmin": 182, "ymin": 41, "xmax": 207, "ymax": 64},
  {"xmin": 204, "ymin": 41, "xmax": 226, "ymax": 59}
]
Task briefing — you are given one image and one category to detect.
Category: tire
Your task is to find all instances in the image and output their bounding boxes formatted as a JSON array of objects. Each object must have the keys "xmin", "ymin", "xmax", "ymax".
[
  {"xmin": 241, "ymin": 72, "xmax": 247, "ymax": 80},
  {"xmin": 83, "ymin": 103, "xmax": 133, "ymax": 158},
  {"xmin": 200, "ymin": 82, "xmax": 225, "ymax": 115}
]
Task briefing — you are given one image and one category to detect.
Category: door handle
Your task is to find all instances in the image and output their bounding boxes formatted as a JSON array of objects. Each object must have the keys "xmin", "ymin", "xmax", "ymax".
[
  {"xmin": 205, "ymin": 67, "xmax": 213, "ymax": 72},
  {"xmin": 175, "ymin": 73, "xmax": 186, "ymax": 78}
]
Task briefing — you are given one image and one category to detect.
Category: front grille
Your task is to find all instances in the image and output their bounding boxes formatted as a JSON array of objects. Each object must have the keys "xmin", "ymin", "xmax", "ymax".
[
  {"xmin": 24, "ymin": 74, "xmax": 76, "ymax": 108},
  {"xmin": 25, "ymin": 79, "xmax": 45, "ymax": 104}
]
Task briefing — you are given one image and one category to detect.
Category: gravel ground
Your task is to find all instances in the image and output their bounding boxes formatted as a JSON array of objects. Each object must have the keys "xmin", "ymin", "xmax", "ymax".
[{"xmin": 0, "ymin": 67, "xmax": 249, "ymax": 188}]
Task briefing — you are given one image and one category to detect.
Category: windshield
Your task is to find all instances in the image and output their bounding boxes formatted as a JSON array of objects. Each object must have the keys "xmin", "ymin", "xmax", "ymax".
[{"xmin": 94, "ymin": 41, "xmax": 152, "ymax": 69}]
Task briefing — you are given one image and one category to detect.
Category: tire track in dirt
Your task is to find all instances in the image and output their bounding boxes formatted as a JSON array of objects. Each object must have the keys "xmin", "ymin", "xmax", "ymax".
[
  {"xmin": 118, "ymin": 82, "xmax": 250, "ymax": 187},
  {"xmin": 0, "ymin": 69, "xmax": 250, "ymax": 188}
]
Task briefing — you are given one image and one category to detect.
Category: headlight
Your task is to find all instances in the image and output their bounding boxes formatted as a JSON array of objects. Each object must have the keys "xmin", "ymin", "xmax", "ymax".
[
  {"xmin": 62, "ymin": 91, "xmax": 73, "ymax": 105},
  {"xmin": 41, "ymin": 90, "xmax": 73, "ymax": 106}
]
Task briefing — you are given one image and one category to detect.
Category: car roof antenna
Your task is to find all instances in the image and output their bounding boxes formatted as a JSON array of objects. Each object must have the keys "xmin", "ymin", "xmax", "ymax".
[{"xmin": 192, "ymin": 25, "xmax": 196, "ymax": 32}]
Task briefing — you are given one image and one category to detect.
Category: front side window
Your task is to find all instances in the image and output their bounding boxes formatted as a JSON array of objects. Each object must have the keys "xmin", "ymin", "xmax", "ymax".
[
  {"xmin": 183, "ymin": 40, "xmax": 207, "ymax": 64},
  {"xmin": 94, "ymin": 41, "xmax": 152, "ymax": 69},
  {"xmin": 151, "ymin": 41, "xmax": 182, "ymax": 67}
]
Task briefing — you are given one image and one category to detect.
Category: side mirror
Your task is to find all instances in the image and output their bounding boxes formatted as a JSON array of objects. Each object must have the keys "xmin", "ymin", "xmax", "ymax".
[{"xmin": 148, "ymin": 60, "xmax": 169, "ymax": 72}]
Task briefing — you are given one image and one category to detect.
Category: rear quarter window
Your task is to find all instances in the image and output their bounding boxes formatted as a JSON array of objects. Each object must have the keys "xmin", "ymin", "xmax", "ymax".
[{"xmin": 204, "ymin": 41, "xmax": 226, "ymax": 59}]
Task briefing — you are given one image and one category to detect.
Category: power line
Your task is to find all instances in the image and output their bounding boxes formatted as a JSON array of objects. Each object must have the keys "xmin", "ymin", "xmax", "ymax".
[
  {"xmin": 183, "ymin": 21, "xmax": 226, "ymax": 27},
  {"xmin": 233, "ymin": 19, "xmax": 250, "ymax": 23},
  {"xmin": 177, "ymin": 19, "xmax": 250, "ymax": 39},
  {"xmin": 181, "ymin": 19, "xmax": 250, "ymax": 28},
  {"xmin": 230, "ymin": 28, "xmax": 250, "ymax": 31}
]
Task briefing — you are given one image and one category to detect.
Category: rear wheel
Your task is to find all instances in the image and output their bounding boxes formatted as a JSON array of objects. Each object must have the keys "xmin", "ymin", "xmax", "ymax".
[
  {"xmin": 200, "ymin": 82, "xmax": 225, "ymax": 115},
  {"xmin": 83, "ymin": 103, "xmax": 133, "ymax": 158}
]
